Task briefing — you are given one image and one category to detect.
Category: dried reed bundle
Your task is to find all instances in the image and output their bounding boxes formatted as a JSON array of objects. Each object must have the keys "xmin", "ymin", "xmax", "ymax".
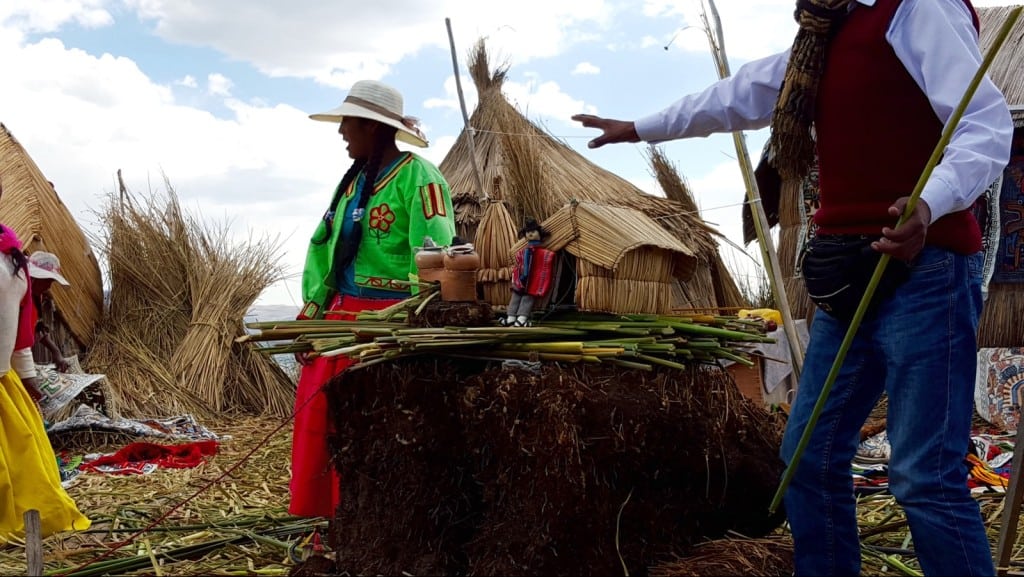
[
  {"xmin": 979, "ymin": 6, "xmax": 1024, "ymax": 102},
  {"xmin": 474, "ymin": 195, "xmax": 517, "ymax": 307},
  {"xmin": 86, "ymin": 180, "xmax": 294, "ymax": 419},
  {"xmin": 496, "ymin": 108, "xmax": 558, "ymax": 224},
  {"xmin": 979, "ymin": 285, "xmax": 1024, "ymax": 347},
  {"xmin": 576, "ymin": 277, "xmax": 674, "ymax": 314},
  {"xmin": 649, "ymin": 536, "xmax": 794, "ymax": 577}
]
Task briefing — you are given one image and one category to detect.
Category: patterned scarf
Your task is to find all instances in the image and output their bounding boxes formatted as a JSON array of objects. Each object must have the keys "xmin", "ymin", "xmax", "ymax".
[{"xmin": 769, "ymin": 0, "xmax": 854, "ymax": 180}]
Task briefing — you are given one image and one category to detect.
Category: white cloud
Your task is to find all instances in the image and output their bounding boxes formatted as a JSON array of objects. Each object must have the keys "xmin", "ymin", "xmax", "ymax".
[
  {"xmin": 503, "ymin": 79, "xmax": 599, "ymax": 125},
  {"xmin": 207, "ymin": 73, "xmax": 233, "ymax": 96},
  {"xmin": 572, "ymin": 61, "xmax": 600, "ymax": 75},
  {"xmin": 428, "ymin": 73, "xmax": 597, "ymax": 129},
  {"xmin": 0, "ymin": 0, "xmax": 113, "ymax": 34},
  {"xmin": 176, "ymin": 74, "xmax": 197, "ymax": 88},
  {"xmin": 119, "ymin": 0, "xmax": 615, "ymax": 88},
  {"xmin": 0, "ymin": 32, "xmax": 348, "ymax": 306},
  {"xmin": 640, "ymin": 35, "xmax": 662, "ymax": 49}
]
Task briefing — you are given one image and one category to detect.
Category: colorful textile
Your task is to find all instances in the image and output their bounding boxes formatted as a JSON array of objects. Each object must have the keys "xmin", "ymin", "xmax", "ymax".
[
  {"xmin": 290, "ymin": 294, "xmax": 400, "ymax": 518},
  {"xmin": 35, "ymin": 361, "xmax": 106, "ymax": 419},
  {"xmin": 47, "ymin": 404, "xmax": 221, "ymax": 442},
  {"xmin": 0, "ymin": 369, "xmax": 90, "ymax": 543},
  {"xmin": 992, "ymin": 119, "xmax": 1024, "ymax": 283},
  {"xmin": 80, "ymin": 440, "xmax": 218, "ymax": 475},
  {"xmin": 974, "ymin": 347, "xmax": 1024, "ymax": 433},
  {"xmin": 973, "ymin": 175, "xmax": 1004, "ymax": 295},
  {"xmin": 300, "ymin": 153, "xmax": 456, "ymax": 318}
]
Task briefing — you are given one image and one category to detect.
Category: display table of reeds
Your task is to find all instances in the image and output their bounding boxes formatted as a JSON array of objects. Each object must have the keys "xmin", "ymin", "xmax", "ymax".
[{"xmin": 243, "ymin": 291, "xmax": 789, "ymax": 576}]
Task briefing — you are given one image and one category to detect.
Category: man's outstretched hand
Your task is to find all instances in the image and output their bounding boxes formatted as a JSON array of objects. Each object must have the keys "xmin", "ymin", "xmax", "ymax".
[{"xmin": 571, "ymin": 114, "xmax": 641, "ymax": 149}]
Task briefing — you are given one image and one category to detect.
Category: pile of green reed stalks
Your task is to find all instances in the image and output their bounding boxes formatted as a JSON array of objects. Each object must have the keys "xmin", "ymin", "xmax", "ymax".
[{"xmin": 240, "ymin": 288, "xmax": 776, "ymax": 371}]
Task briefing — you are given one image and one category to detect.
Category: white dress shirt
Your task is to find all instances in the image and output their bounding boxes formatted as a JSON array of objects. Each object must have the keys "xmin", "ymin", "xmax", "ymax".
[{"xmin": 634, "ymin": 0, "xmax": 1014, "ymax": 223}]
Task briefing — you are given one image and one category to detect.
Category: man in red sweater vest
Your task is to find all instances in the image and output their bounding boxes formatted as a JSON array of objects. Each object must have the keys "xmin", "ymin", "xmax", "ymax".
[{"xmin": 574, "ymin": 1, "xmax": 1012, "ymax": 575}]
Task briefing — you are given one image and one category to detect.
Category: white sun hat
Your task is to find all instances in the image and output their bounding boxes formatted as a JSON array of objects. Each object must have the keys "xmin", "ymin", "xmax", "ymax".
[
  {"xmin": 27, "ymin": 251, "xmax": 70, "ymax": 286},
  {"xmin": 309, "ymin": 79, "xmax": 428, "ymax": 148}
]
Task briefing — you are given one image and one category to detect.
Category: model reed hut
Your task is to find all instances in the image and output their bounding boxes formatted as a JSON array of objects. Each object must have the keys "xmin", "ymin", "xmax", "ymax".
[
  {"xmin": 440, "ymin": 40, "xmax": 746, "ymax": 313},
  {"xmin": 512, "ymin": 201, "xmax": 698, "ymax": 314},
  {"xmin": 0, "ymin": 123, "xmax": 104, "ymax": 359}
]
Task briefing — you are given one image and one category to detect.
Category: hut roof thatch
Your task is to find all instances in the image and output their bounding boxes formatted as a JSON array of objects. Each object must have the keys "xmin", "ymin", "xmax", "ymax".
[
  {"xmin": 527, "ymin": 201, "xmax": 698, "ymax": 281},
  {"xmin": 979, "ymin": 6, "xmax": 1024, "ymax": 104},
  {"xmin": 0, "ymin": 123, "xmax": 104, "ymax": 348},
  {"xmin": 439, "ymin": 41, "xmax": 720, "ymax": 263}
]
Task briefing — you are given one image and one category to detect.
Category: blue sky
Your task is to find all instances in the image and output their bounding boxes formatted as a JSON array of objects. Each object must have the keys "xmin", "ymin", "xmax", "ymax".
[{"xmin": 0, "ymin": 0, "xmax": 1006, "ymax": 306}]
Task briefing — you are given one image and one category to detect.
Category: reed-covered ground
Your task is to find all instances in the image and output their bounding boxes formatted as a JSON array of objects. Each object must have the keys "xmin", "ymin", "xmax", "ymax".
[{"xmin": 1, "ymin": 412, "xmax": 1022, "ymax": 576}]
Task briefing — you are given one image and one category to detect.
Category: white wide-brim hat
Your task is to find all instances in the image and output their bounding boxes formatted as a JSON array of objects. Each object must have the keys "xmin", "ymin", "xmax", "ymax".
[{"xmin": 309, "ymin": 79, "xmax": 428, "ymax": 148}]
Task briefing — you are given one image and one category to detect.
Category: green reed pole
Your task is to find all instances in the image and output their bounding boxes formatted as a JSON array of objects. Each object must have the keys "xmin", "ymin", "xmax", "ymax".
[{"xmin": 770, "ymin": 5, "xmax": 1023, "ymax": 514}]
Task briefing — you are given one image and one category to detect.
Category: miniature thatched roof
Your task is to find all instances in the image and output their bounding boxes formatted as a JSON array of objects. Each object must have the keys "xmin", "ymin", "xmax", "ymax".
[
  {"xmin": 0, "ymin": 123, "xmax": 104, "ymax": 348},
  {"xmin": 526, "ymin": 201, "xmax": 699, "ymax": 280},
  {"xmin": 979, "ymin": 6, "xmax": 1024, "ymax": 105},
  {"xmin": 439, "ymin": 41, "xmax": 719, "ymax": 262}
]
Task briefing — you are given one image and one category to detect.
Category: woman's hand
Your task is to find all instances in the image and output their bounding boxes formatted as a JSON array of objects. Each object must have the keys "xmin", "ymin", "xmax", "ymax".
[
  {"xmin": 21, "ymin": 376, "xmax": 44, "ymax": 402},
  {"xmin": 571, "ymin": 114, "xmax": 641, "ymax": 149}
]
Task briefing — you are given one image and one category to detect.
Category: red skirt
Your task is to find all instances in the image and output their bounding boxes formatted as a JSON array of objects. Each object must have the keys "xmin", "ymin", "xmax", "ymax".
[{"xmin": 288, "ymin": 294, "xmax": 401, "ymax": 517}]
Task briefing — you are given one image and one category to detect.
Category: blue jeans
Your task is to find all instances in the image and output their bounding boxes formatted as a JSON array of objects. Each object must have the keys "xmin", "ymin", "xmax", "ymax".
[{"xmin": 781, "ymin": 247, "xmax": 993, "ymax": 576}]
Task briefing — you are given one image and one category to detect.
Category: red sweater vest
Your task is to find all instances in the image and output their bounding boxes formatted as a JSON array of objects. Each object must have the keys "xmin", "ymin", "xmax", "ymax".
[{"xmin": 814, "ymin": 0, "xmax": 982, "ymax": 254}]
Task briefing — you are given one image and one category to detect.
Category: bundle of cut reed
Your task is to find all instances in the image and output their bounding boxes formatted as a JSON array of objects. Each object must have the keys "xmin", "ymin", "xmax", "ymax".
[
  {"xmin": 241, "ymin": 292, "xmax": 775, "ymax": 373},
  {"xmin": 474, "ymin": 194, "xmax": 517, "ymax": 307},
  {"xmin": 86, "ymin": 179, "xmax": 294, "ymax": 419}
]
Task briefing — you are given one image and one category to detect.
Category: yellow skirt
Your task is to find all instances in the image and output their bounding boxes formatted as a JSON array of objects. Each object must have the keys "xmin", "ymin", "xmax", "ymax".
[{"xmin": 0, "ymin": 369, "xmax": 90, "ymax": 543}]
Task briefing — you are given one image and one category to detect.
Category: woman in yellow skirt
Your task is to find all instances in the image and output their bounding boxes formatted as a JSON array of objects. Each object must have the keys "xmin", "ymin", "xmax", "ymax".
[{"xmin": 0, "ymin": 218, "xmax": 90, "ymax": 543}]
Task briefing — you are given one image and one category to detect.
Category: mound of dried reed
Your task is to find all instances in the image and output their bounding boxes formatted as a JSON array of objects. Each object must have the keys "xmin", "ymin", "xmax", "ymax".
[{"xmin": 85, "ymin": 179, "xmax": 294, "ymax": 419}]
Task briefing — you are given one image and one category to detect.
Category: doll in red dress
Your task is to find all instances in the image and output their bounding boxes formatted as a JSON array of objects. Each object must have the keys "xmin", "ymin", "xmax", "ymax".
[{"xmin": 502, "ymin": 218, "xmax": 556, "ymax": 327}]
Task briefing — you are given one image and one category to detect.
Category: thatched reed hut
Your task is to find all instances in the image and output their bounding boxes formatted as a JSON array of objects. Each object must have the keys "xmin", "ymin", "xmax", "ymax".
[
  {"xmin": 440, "ymin": 41, "xmax": 746, "ymax": 312},
  {"xmin": 764, "ymin": 6, "xmax": 1024, "ymax": 335},
  {"xmin": 514, "ymin": 201, "xmax": 698, "ymax": 314},
  {"xmin": 0, "ymin": 123, "xmax": 104, "ymax": 360},
  {"xmin": 976, "ymin": 5, "xmax": 1024, "ymax": 347}
]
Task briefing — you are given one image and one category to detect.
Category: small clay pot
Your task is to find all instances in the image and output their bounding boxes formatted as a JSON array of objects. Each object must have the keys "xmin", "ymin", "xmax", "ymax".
[
  {"xmin": 415, "ymin": 247, "xmax": 445, "ymax": 283},
  {"xmin": 440, "ymin": 270, "xmax": 478, "ymax": 302},
  {"xmin": 444, "ymin": 245, "xmax": 480, "ymax": 271}
]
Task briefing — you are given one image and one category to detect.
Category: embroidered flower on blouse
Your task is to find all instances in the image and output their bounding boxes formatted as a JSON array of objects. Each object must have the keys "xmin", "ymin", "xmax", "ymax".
[{"xmin": 368, "ymin": 204, "xmax": 396, "ymax": 234}]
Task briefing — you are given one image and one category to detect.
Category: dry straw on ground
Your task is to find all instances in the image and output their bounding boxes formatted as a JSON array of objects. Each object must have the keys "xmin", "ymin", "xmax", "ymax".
[{"xmin": 0, "ymin": 416, "xmax": 316, "ymax": 577}]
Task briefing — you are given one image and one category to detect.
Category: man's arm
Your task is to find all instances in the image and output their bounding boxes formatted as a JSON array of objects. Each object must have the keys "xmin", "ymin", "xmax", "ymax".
[
  {"xmin": 633, "ymin": 50, "xmax": 791, "ymax": 143},
  {"xmin": 573, "ymin": 50, "xmax": 790, "ymax": 149},
  {"xmin": 890, "ymin": 0, "xmax": 1014, "ymax": 223}
]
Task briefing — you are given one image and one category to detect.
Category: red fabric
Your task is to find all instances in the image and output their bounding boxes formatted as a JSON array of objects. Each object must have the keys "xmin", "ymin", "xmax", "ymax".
[
  {"xmin": 289, "ymin": 293, "xmax": 402, "ymax": 518},
  {"xmin": 80, "ymin": 440, "xmax": 218, "ymax": 473},
  {"xmin": 0, "ymin": 224, "xmax": 35, "ymax": 350},
  {"xmin": 814, "ymin": 0, "xmax": 981, "ymax": 255}
]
